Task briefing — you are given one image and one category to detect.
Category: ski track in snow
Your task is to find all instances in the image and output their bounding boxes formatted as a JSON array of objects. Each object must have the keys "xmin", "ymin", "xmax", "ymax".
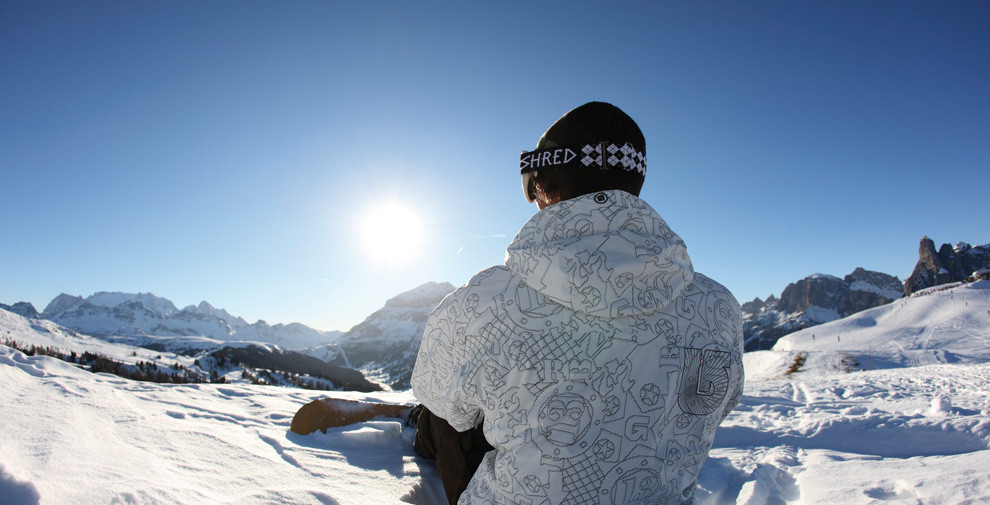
[{"xmin": 2, "ymin": 281, "xmax": 990, "ymax": 504}]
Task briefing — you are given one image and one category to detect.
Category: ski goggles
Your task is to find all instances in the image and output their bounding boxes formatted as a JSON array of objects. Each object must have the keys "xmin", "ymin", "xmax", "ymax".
[{"xmin": 519, "ymin": 142, "xmax": 646, "ymax": 203}]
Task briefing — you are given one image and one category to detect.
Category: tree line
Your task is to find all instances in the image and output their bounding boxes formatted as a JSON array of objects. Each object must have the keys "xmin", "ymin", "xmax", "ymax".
[{"xmin": 1, "ymin": 336, "xmax": 224, "ymax": 384}]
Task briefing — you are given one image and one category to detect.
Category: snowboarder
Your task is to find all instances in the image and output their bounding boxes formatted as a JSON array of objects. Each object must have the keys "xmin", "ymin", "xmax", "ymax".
[{"xmin": 410, "ymin": 102, "xmax": 745, "ymax": 505}]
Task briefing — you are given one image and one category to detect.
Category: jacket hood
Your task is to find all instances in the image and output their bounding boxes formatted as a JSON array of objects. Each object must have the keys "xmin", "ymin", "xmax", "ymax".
[{"xmin": 505, "ymin": 190, "xmax": 694, "ymax": 318}]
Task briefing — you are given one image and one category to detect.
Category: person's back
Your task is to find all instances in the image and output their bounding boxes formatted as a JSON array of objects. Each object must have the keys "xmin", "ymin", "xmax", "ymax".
[{"xmin": 411, "ymin": 102, "xmax": 744, "ymax": 505}]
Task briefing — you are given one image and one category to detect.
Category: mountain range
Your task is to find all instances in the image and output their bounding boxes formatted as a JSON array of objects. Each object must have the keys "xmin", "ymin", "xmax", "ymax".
[
  {"xmin": 740, "ymin": 238, "xmax": 989, "ymax": 351},
  {"xmin": 0, "ymin": 284, "xmax": 457, "ymax": 391},
  {"xmin": 741, "ymin": 268, "xmax": 903, "ymax": 351},
  {"xmin": 3, "ymin": 236, "xmax": 986, "ymax": 390},
  {"xmin": 3, "ymin": 291, "xmax": 340, "ymax": 351}
]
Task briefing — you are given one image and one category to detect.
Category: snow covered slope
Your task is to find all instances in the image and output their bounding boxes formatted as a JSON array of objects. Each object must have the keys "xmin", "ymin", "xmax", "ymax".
[
  {"xmin": 2, "ymin": 282, "xmax": 989, "ymax": 504},
  {"xmin": 0, "ymin": 346, "xmax": 438, "ymax": 505},
  {"xmin": 0, "ymin": 307, "xmax": 207, "ymax": 376},
  {"xmin": 1, "ymin": 307, "xmax": 377, "ymax": 392},
  {"xmin": 769, "ymin": 280, "xmax": 990, "ymax": 376}
]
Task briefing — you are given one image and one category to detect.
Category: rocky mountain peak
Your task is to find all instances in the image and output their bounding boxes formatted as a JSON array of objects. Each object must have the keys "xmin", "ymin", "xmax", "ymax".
[
  {"xmin": 0, "ymin": 302, "xmax": 40, "ymax": 319},
  {"xmin": 778, "ymin": 274, "xmax": 846, "ymax": 315},
  {"xmin": 91, "ymin": 292, "xmax": 178, "ymax": 317},
  {"xmin": 904, "ymin": 237, "xmax": 990, "ymax": 295},
  {"xmin": 43, "ymin": 293, "xmax": 85, "ymax": 318},
  {"xmin": 182, "ymin": 301, "xmax": 247, "ymax": 327},
  {"xmin": 743, "ymin": 268, "xmax": 902, "ymax": 351},
  {"xmin": 740, "ymin": 297, "xmax": 765, "ymax": 314},
  {"xmin": 845, "ymin": 267, "xmax": 892, "ymax": 285},
  {"xmin": 844, "ymin": 268, "xmax": 903, "ymax": 299}
]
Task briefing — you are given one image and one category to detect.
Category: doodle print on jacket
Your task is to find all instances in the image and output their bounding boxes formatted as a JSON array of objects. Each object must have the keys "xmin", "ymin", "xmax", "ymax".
[{"xmin": 412, "ymin": 190, "xmax": 744, "ymax": 505}]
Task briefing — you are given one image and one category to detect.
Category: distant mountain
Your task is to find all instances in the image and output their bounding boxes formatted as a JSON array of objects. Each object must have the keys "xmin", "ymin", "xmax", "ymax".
[
  {"xmin": 11, "ymin": 235, "xmax": 985, "ymax": 383},
  {"xmin": 0, "ymin": 306, "xmax": 377, "ymax": 392},
  {"xmin": 741, "ymin": 237, "xmax": 989, "ymax": 352},
  {"xmin": 0, "ymin": 301, "xmax": 39, "ymax": 319},
  {"xmin": 742, "ymin": 268, "xmax": 903, "ymax": 351},
  {"xmin": 904, "ymin": 238, "xmax": 990, "ymax": 295},
  {"xmin": 307, "ymin": 281, "xmax": 455, "ymax": 390},
  {"xmin": 5, "ymin": 285, "xmax": 451, "ymax": 390},
  {"xmin": 37, "ymin": 291, "xmax": 339, "ymax": 350}
]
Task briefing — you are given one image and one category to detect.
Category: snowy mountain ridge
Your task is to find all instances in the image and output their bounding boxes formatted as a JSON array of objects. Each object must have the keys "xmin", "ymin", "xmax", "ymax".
[
  {"xmin": 30, "ymin": 291, "xmax": 338, "ymax": 350},
  {"xmin": 4, "ymin": 283, "xmax": 454, "ymax": 389},
  {"xmin": 75, "ymin": 291, "xmax": 181, "ymax": 317}
]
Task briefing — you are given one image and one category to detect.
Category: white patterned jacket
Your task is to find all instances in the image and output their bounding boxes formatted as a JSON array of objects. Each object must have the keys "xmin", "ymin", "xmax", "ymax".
[{"xmin": 411, "ymin": 190, "xmax": 744, "ymax": 505}]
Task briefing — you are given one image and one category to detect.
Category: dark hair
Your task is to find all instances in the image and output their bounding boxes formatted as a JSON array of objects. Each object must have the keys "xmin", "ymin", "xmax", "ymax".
[
  {"xmin": 531, "ymin": 166, "xmax": 644, "ymax": 204},
  {"xmin": 532, "ymin": 102, "xmax": 646, "ymax": 204}
]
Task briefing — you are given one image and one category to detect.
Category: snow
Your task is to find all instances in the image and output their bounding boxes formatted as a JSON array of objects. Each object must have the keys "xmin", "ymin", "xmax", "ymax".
[
  {"xmin": 38, "ymin": 291, "xmax": 338, "ymax": 350},
  {"xmin": 2, "ymin": 280, "xmax": 990, "ymax": 504},
  {"xmin": 0, "ymin": 345, "xmax": 438, "ymax": 505},
  {"xmin": 86, "ymin": 291, "xmax": 179, "ymax": 316},
  {"xmin": 774, "ymin": 280, "xmax": 990, "ymax": 367},
  {"xmin": 801, "ymin": 305, "xmax": 840, "ymax": 324},
  {"xmin": 847, "ymin": 280, "xmax": 903, "ymax": 299}
]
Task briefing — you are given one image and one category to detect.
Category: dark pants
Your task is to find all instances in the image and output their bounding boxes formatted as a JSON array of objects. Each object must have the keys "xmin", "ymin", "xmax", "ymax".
[{"xmin": 413, "ymin": 407, "xmax": 494, "ymax": 505}]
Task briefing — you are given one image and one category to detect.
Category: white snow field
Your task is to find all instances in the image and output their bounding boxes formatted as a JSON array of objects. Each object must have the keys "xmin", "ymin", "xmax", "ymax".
[{"xmin": 2, "ymin": 281, "xmax": 989, "ymax": 504}]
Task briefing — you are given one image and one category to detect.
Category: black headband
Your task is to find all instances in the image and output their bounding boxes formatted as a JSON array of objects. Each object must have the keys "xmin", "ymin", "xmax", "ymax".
[{"xmin": 519, "ymin": 142, "xmax": 646, "ymax": 176}]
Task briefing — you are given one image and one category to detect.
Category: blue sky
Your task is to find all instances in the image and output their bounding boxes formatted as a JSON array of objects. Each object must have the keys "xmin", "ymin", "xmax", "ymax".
[{"xmin": 1, "ymin": 1, "xmax": 987, "ymax": 332}]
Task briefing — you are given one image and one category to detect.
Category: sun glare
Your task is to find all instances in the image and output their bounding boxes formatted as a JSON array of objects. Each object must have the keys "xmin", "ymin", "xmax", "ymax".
[{"xmin": 358, "ymin": 201, "xmax": 426, "ymax": 266}]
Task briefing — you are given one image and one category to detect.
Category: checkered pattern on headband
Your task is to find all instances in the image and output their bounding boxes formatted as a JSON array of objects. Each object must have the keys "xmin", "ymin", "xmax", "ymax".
[
  {"xmin": 580, "ymin": 143, "xmax": 646, "ymax": 175},
  {"xmin": 580, "ymin": 144, "xmax": 603, "ymax": 168}
]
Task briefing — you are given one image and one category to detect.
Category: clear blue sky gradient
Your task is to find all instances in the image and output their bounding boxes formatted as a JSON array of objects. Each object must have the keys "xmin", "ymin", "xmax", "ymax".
[{"xmin": 2, "ymin": 1, "xmax": 987, "ymax": 332}]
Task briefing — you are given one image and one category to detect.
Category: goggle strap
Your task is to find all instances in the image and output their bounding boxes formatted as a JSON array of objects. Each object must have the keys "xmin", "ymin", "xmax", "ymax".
[{"xmin": 519, "ymin": 142, "xmax": 645, "ymax": 175}]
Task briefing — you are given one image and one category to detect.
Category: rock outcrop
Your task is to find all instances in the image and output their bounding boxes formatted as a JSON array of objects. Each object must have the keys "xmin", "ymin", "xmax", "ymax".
[
  {"xmin": 904, "ymin": 237, "xmax": 990, "ymax": 295},
  {"xmin": 742, "ymin": 268, "xmax": 902, "ymax": 351}
]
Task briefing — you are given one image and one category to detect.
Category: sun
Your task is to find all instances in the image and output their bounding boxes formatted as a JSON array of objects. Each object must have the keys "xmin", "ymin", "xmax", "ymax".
[{"xmin": 358, "ymin": 201, "xmax": 426, "ymax": 266}]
